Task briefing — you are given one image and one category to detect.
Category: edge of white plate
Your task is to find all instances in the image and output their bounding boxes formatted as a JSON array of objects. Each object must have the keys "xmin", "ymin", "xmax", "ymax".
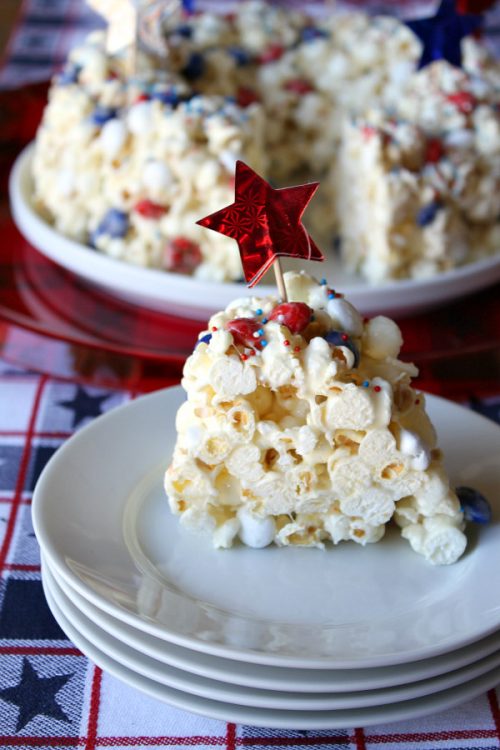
[{"xmin": 10, "ymin": 143, "xmax": 500, "ymax": 320}]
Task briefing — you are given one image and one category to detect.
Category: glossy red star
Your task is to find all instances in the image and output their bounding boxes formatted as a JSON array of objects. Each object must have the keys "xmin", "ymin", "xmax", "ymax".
[{"xmin": 197, "ymin": 161, "xmax": 324, "ymax": 287}]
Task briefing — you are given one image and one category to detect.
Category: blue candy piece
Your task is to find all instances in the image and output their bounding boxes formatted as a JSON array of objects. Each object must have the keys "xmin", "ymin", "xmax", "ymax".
[
  {"xmin": 95, "ymin": 209, "xmax": 129, "ymax": 239},
  {"xmin": 228, "ymin": 47, "xmax": 251, "ymax": 66},
  {"xmin": 197, "ymin": 333, "xmax": 212, "ymax": 346},
  {"xmin": 175, "ymin": 24, "xmax": 193, "ymax": 38},
  {"xmin": 91, "ymin": 106, "xmax": 118, "ymax": 126},
  {"xmin": 58, "ymin": 63, "xmax": 81, "ymax": 85},
  {"xmin": 323, "ymin": 330, "xmax": 360, "ymax": 368},
  {"xmin": 301, "ymin": 26, "xmax": 329, "ymax": 42},
  {"xmin": 182, "ymin": 52, "xmax": 205, "ymax": 81},
  {"xmin": 416, "ymin": 201, "xmax": 442, "ymax": 227},
  {"xmin": 456, "ymin": 486, "xmax": 492, "ymax": 524},
  {"xmin": 152, "ymin": 88, "xmax": 180, "ymax": 106}
]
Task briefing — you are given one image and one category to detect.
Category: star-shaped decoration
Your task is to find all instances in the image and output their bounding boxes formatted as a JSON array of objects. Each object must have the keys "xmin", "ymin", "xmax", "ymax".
[
  {"xmin": 197, "ymin": 161, "xmax": 323, "ymax": 287},
  {"xmin": 57, "ymin": 386, "xmax": 112, "ymax": 428},
  {"xmin": 0, "ymin": 658, "xmax": 72, "ymax": 732},
  {"xmin": 87, "ymin": 0, "xmax": 137, "ymax": 55},
  {"xmin": 405, "ymin": 0, "xmax": 482, "ymax": 70}
]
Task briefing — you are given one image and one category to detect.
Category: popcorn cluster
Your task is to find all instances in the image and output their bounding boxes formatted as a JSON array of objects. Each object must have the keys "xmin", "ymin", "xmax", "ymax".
[
  {"xmin": 32, "ymin": 1, "xmax": 500, "ymax": 284},
  {"xmin": 165, "ymin": 272, "xmax": 467, "ymax": 565}
]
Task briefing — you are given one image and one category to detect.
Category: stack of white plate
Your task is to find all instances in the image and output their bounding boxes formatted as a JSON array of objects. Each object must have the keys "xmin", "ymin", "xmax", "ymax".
[{"xmin": 33, "ymin": 386, "xmax": 500, "ymax": 729}]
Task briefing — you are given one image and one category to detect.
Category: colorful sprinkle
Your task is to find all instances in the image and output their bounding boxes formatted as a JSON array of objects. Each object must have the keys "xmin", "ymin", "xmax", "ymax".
[
  {"xmin": 373, "ymin": 385, "xmax": 382, "ymax": 392},
  {"xmin": 417, "ymin": 201, "xmax": 442, "ymax": 227},
  {"xmin": 320, "ymin": 278, "xmax": 327, "ymax": 285},
  {"xmin": 261, "ymin": 340, "xmax": 268, "ymax": 347},
  {"xmin": 294, "ymin": 346, "xmax": 301, "ymax": 353},
  {"xmin": 255, "ymin": 308, "xmax": 263, "ymax": 316},
  {"xmin": 362, "ymin": 380, "xmax": 370, "ymax": 388},
  {"xmin": 257, "ymin": 329, "xmax": 264, "ymax": 336},
  {"xmin": 211, "ymin": 326, "xmax": 218, "ymax": 332},
  {"xmin": 283, "ymin": 340, "xmax": 290, "ymax": 346}
]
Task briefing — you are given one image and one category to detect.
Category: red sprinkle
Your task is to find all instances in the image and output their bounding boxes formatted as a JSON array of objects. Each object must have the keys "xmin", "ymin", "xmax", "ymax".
[
  {"xmin": 425, "ymin": 138, "xmax": 445, "ymax": 164},
  {"xmin": 134, "ymin": 93, "xmax": 149, "ymax": 104},
  {"xmin": 240, "ymin": 354, "xmax": 248, "ymax": 361},
  {"xmin": 361, "ymin": 125, "xmax": 377, "ymax": 140},
  {"xmin": 134, "ymin": 200, "xmax": 168, "ymax": 219},
  {"xmin": 294, "ymin": 346, "xmax": 301, "ymax": 353},
  {"xmin": 284, "ymin": 78, "xmax": 314, "ymax": 95},
  {"xmin": 373, "ymin": 385, "xmax": 382, "ymax": 393},
  {"xmin": 341, "ymin": 333, "xmax": 348, "ymax": 342},
  {"xmin": 211, "ymin": 326, "xmax": 218, "ymax": 332},
  {"xmin": 446, "ymin": 91, "xmax": 477, "ymax": 115},
  {"xmin": 283, "ymin": 340, "xmax": 290, "ymax": 347}
]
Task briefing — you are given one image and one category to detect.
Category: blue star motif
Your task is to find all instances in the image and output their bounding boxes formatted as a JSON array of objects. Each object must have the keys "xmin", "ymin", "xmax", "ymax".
[
  {"xmin": 405, "ymin": 0, "xmax": 482, "ymax": 69},
  {"xmin": 57, "ymin": 386, "xmax": 112, "ymax": 428},
  {"xmin": 0, "ymin": 658, "xmax": 73, "ymax": 732}
]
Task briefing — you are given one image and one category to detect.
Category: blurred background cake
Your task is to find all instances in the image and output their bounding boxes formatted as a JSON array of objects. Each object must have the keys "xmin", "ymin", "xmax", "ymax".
[{"xmin": 31, "ymin": 0, "xmax": 500, "ymax": 284}]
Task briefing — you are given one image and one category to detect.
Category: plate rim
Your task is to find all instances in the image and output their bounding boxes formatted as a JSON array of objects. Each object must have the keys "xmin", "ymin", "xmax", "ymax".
[
  {"xmin": 41, "ymin": 562, "xmax": 500, "ymax": 730},
  {"xmin": 11, "ymin": 143, "xmax": 500, "ymax": 320}
]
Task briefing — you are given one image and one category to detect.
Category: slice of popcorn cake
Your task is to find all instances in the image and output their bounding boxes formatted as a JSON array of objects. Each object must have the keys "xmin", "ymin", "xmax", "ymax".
[{"xmin": 165, "ymin": 271, "xmax": 466, "ymax": 564}]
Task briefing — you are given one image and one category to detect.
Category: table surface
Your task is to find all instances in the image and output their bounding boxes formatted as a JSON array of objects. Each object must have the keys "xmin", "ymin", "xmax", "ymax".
[{"xmin": 0, "ymin": 1, "xmax": 500, "ymax": 747}]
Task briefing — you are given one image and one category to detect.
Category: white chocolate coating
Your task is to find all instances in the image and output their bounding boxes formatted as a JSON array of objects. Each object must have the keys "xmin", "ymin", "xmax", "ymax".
[{"xmin": 165, "ymin": 272, "xmax": 466, "ymax": 564}]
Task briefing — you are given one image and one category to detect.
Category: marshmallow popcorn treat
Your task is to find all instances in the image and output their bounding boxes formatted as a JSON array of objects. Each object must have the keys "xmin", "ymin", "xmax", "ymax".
[
  {"xmin": 164, "ymin": 272, "xmax": 467, "ymax": 565},
  {"xmin": 31, "ymin": 2, "xmax": 500, "ymax": 284}
]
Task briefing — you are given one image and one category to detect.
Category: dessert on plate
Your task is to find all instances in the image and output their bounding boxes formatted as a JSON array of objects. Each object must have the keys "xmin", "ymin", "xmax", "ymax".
[
  {"xmin": 164, "ymin": 270, "xmax": 468, "ymax": 565},
  {"xmin": 30, "ymin": 0, "xmax": 500, "ymax": 283}
]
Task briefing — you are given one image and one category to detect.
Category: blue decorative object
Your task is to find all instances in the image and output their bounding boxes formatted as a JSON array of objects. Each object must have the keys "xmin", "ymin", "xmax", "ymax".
[
  {"xmin": 405, "ymin": 0, "xmax": 482, "ymax": 70},
  {"xmin": 95, "ymin": 209, "xmax": 129, "ymax": 239},
  {"xmin": 90, "ymin": 106, "xmax": 118, "ymax": 126},
  {"xmin": 301, "ymin": 26, "xmax": 329, "ymax": 43},
  {"xmin": 456, "ymin": 486, "xmax": 492, "ymax": 524},
  {"xmin": 182, "ymin": 52, "xmax": 205, "ymax": 81},
  {"xmin": 197, "ymin": 333, "xmax": 212, "ymax": 346},
  {"xmin": 324, "ymin": 330, "xmax": 360, "ymax": 368},
  {"xmin": 416, "ymin": 201, "xmax": 443, "ymax": 227}
]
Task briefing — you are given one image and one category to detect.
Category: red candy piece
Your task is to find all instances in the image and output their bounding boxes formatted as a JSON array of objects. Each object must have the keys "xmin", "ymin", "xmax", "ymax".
[
  {"xmin": 237, "ymin": 87, "xmax": 260, "ymax": 108},
  {"xmin": 268, "ymin": 302, "xmax": 313, "ymax": 334},
  {"xmin": 446, "ymin": 91, "xmax": 477, "ymax": 114},
  {"xmin": 226, "ymin": 318, "xmax": 263, "ymax": 349},
  {"xmin": 258, "ymin": 44, "xmax": 284, "ymax": 64},
  {"xmin": 163, "ymin": 237, "xmax": 202, "ymax": 274},
  {"xmin": 284, "ymin": 79, "xmax": 314, "ymax": 95},
  {"xmin": 134, "ymin": 200, "xmax": 168, "ymax": 219},
  {"xmin": 425, "ymin": 138, "xmax": 445, "ymax": 164}
]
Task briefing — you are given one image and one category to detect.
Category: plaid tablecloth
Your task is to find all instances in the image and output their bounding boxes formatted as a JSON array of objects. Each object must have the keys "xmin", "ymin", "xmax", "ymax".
[{"xmin": 1, "ymin": 0, "xmax": 500, "ymax": 746}]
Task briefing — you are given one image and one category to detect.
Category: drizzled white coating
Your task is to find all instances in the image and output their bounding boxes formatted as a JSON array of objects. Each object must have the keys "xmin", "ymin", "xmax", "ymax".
[{"xmin": 165, "ymin": 272, "xmax": 466, "ymax": 564}]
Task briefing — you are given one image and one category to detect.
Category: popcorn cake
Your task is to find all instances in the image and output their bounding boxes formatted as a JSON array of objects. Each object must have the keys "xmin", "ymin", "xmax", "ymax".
[
  {"xmin": 164, "ymin": 272, "xmax": 467, "ymax": 565},
  {"xmin": 31, "ymin": 1, "xmax": 500, "ymax": 284}
]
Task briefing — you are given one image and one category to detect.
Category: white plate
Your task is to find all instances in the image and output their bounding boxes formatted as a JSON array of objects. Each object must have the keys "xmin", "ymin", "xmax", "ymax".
[
  {"xmin": 42, "ymin": 565, "xmax": 500, "ymax": 729},
  {"xmin": 11, "ymin": 144, "xmax": 500, "ymax": 320},
  {"xmin": 50, "ymin": 553, "xmax": 500, "ymax": 694},
  {"xmin": 43, "ymin": 559, "xmax": 500, "ymax": 711},
  {"xmin": 32, "ymin": 385, "xmax": 500, "ymax": 669}
]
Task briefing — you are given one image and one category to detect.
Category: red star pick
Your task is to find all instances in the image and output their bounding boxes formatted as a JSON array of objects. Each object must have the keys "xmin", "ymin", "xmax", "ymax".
[{"xmin": 197, "ymin": 161, "xmax": 324, "ymax": 288}]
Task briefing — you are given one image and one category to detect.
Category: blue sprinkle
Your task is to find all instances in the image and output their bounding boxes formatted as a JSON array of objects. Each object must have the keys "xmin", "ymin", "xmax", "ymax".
[
  {"xmin": 324, "ymin": 330, "xmax": 360, "ymax": 368},
  {"xmin": 57, "ymin": 63, "xmax": 81, "ymax": 85},
  {"xmin": 197, "ymin": 333, "xmax": 212, "ymax": 346},
  {"xmin": 261, "ymin": 340, "xmax": 268, "ymax": 347},
  {"xmin": 257, "ymin": 329, "xmax": 264, "ymax": 336},
  {"xmin": 320, "ymin": 278, "xmax": 327, "ymax": 285},
  {"xmin": 182, "ymin": 52, "xmax": 205, "ymax": 81},
  {"xmin": 95, "ymin": 208, "xmax": 129, "ymax": 239},
  {"xmin": 456, "ymin": 486, "xmax": 492, "ymax": 524},
  {"xmin": 328, "ymin": 292, "xmax": 336, "ymax": 299},
  {"xmin": 261, "ymin": 317, "xmax": 268, "ymax": 324},
  {"xmin": 255, "ymin": 308, "xmax": 263, "ymax": 316},
  {"xmin": 228, "ymin": 47, "xmax": 251, "ymax": 66},
  {"xmin": 416, "ymin": 201, "xmax": 442, "ymax": 227},
  {"xmin": 362, "ymin": 380, "xmax": 370, "ymax": 388},
  {"xmin": 152, "ymin": 88, "xmax": 179, "ymax": 106},
  {"xmin": 90, "ymin": 106, "xmax": 118, "ymax": 126}
]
